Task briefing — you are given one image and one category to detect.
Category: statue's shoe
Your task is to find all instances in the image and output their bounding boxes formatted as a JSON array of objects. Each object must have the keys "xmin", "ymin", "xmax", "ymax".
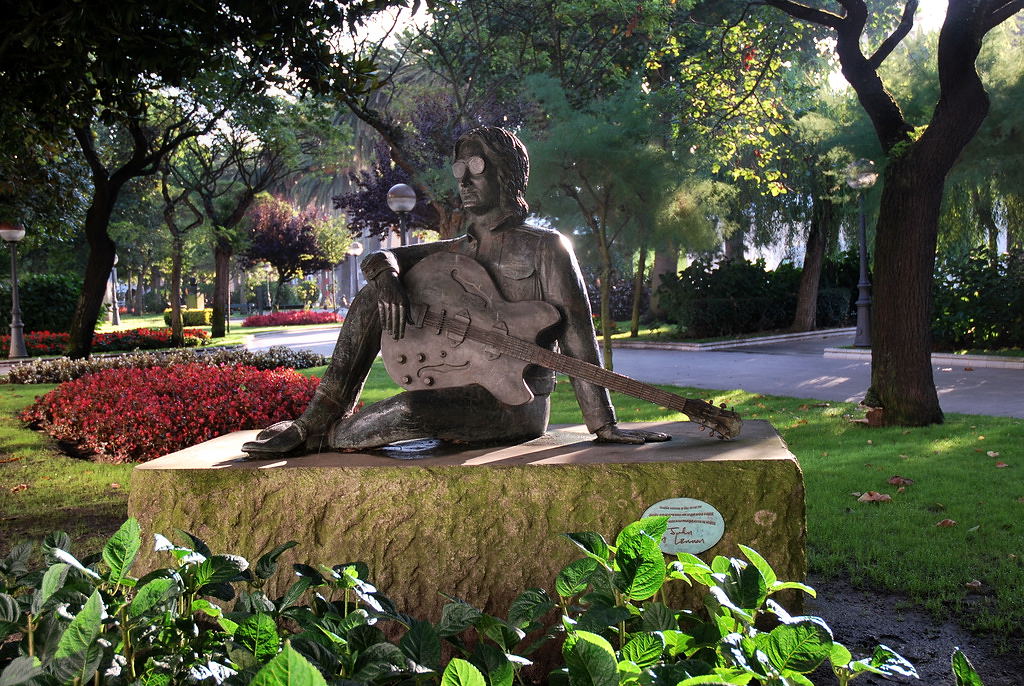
[{"xmin": 242, "ymin": 421, "xmax": 307, "ymax": 456}]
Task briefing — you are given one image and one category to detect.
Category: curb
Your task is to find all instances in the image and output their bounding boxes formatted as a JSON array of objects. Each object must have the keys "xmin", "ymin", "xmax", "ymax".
[
  {"xmin": 823, "ymin": 347, "xmax": 1024, "ymax": 370},
  {"xmin": 612, "ymin": 327, "xmax": 856, "ymax": 352}
]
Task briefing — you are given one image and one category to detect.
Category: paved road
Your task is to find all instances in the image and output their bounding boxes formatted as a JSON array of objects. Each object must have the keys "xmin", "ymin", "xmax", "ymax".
[{"xmin": 248, "ymin": 329, "xmax": 1024, "ymax": 418}]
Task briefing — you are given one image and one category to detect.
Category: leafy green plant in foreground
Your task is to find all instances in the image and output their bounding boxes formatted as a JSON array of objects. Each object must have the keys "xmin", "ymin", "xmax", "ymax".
[{"xmin": 0, "ymin": 517, "xmax": 986, "ymax": 685}]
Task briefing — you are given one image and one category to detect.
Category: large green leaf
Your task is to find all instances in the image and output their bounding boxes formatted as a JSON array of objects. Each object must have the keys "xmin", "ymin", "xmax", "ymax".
[
  {"xmin": 564, "ymin": 532, "xmax": 611, "ymax": 565},
  {"xmin": 470, "ymin": 643, "xmax": 514, "ymax": 686},
  {"xmin": 508, "ymin": 589, "xmax": 554, "ymax": 630},
  {"xmin": 400, "ymin": 620, "xmax": 441, "ymax": 670},
  {"xmin": 952, "ymin": 648, "xmax": 983, "ymax": 686},
  {"xmin": 736, "ymin": 545, "xmax": 776, "ymax": 588},
  {"xmin": 437, "ymin": 601, "xmax": 484, "ymax": 637},
  {"xmin": 49, "ymin": 591, "xmax": 104, "ymax": 684},
  {"xmin": 647, "ymin": 660, "xmax": 715, "ymax": 686},
  {"xmin": 194, "ymin": 554, "xmax": 249, "ymax": 588},
  {"xmin": 563, "ymin": 631, "xmax": 618, "ymax": 686},
  {"xmin": 0, "ymin": 594, "xmax": 21, "ymax": 640},
  {"xmin": 615, "ymin": 528, "xmax": 667, "ymax": 601},
  {"xmin": 556, "ymin": 558, "xmax": 600, "ymax": 598},
  {"xmin": 575, "ymin": 605, "xmax": 633, "ymax": 634},
  {"xmin": 639, "ymin": 602, "xmax": 678, "ymax": 632},
  {"xmin": 103, "ymin": 518, "xmax": 141, "ymax": 586},
  {"xmin": 0, "ymin": 656, "xmax": 48, "ymax": 686},
  {"xmin": 620, "ymin": 632, "xmax": 665, "ymax": 668},
  {"xmin": 255, "ymin": 541, "xmax": 299, "ymax": 580},
  {"xmin": 477, "ymin": 616, "xmax": 525, "ymax": 652},
  {"xmin": 129, "ymin": 577, "xmax": 180, "ymax": 619},
  {"xmin": 614, "ymin": 517, "xmax": 669, "ymax": 549},
  {"xmin": 759, "ymin": 618, "xmax": 833, "ymax": 673},
  {"xmin": 34, "ymin": 564, "xmax": 70, "ymax": 614},
  {"xmin": 441, "ymin": 658, "xmax": 487, "ymax": 686},
  {"xmin": 250, "ymin": 642, "xmax": 328, "ymax": 686},
  {"xmin": 236, "ymin": 612, "xmax": 282, "ymax": 662}
]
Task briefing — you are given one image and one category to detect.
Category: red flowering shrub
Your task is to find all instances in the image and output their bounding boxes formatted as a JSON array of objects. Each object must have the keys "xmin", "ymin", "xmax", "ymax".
[
  {"xmin": 21, "ymin": 363, "xmax": 318, "ymax": 462},
  {"xmin": 0, "ymin": 328, "xmax": 211, "ymax": 356},
  {"xmin": 92, "ymin": 327, "xmax": 210, "ymax": 351},
  {"xmin": 0, "ymin": 331, "xmax": 69, "ymax": 355},
  {"xmin": 242, "ymin": 310, "xmax": 343, "ymax": 327}
]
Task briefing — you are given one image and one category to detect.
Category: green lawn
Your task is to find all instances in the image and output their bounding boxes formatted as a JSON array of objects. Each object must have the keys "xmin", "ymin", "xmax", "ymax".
[{"xmin": 2, "ymin": 363, "xmax": 1022, "ymax": 644}]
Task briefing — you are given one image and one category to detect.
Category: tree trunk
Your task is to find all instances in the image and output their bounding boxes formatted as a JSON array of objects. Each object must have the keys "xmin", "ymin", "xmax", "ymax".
[
  {"xmin": 791, "ymin": 196, "xmax": 835, "ymax": 332},
  {"xmin": 274, "ymin": 275, "xmax": 287, "ymax": 312},
  {"xmin": 170, "ymin": 238, "xmax": 185, "ymax": 347},
  {"xmin": 1007, "ymin": 194, "xmax": 1023, "ymax": 257},
  {"xmin": 647, "ymin": 242, "xmax": 678, "ymax": 320},
  {"xmin": 598, "ymin": 260, "xmax": 613, "ymax": 371},
  {"xmin": 630, "ymin": 246, "xmax": 648, "ymax": 337},
  {"xmin": 723, "ymin": 224, "xmax": 745, "ymax": 261},
  {"xmin": 67, "ymin": 183, "xmax": 118, "ymax": 359},
  {"xmin": 211, "ymin": 238, "xmax": 232, "ymax": 338}
]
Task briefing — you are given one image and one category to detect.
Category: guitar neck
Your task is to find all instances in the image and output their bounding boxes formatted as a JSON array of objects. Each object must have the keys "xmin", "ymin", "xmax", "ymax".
[{"xmin": 420, "ymin": 309, "xmax": 701, "ymax": 417}]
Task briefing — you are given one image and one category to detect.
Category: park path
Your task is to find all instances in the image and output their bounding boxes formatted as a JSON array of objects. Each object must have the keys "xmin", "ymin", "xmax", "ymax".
[{"xmin": 247, "ymin": 328, "xmax": 1024, "ymax": 419}]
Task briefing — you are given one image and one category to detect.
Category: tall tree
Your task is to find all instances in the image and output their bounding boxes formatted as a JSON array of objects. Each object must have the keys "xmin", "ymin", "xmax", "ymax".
[
  {"xmin": 0, "ymin": 0, "xmax": 395, "ymax": 357},
  {"xmin": 242, "ymin": 197, "xmax": 348, "ymax": 308},
  {"xmin": 762, "ymin": 0, "xmax": 1024, "ymax": 426}
]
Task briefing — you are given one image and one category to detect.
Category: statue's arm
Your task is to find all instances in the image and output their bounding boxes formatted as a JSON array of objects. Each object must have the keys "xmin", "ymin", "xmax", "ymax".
[
  {"xmin": 542, "ymin": 234, "xmax": 617, "ymax": 433},
  {"xmin": 544, "ymin": 235, "xmax": 670, "ymax": 444},
  {"xmin": 360, "ymin": 241, "xmax": 456, "ymax": 339}
]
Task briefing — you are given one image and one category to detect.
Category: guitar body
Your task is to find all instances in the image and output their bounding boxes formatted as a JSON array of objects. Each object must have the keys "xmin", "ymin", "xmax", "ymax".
[{"xmin": 381, "ymin": 252, "xmax": 562, "ymax": 406}]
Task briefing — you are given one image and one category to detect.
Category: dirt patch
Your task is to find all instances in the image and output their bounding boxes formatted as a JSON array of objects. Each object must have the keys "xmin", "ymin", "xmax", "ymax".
[{"xmin": 806, "ymin": 573, "xmax": 1024, "ymax": 685}]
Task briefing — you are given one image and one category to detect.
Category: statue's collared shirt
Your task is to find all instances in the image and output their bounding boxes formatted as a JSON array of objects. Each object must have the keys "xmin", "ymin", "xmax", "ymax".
[{"xmin": 360, "ymin": 222, "xmax": 616, "ymax": 432}]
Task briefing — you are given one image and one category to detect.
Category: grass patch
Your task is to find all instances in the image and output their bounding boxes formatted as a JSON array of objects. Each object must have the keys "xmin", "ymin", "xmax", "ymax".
[
  {"xmin": 0, "ymin": 384, "xmax": 131, "ymax": 554},
  {"xmin": 2, "ymin": 362, "xmax": 1022, "ymax": 643}
]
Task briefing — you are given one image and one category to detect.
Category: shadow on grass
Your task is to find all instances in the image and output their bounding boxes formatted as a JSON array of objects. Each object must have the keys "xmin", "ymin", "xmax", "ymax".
[{"xmin": 1, "ymin": 500, "xmax": 127, "ymax": 557}]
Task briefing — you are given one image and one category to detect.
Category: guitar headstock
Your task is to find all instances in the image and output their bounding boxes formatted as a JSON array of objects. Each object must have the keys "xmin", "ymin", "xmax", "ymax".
[{"xmin": 693, "ymin": 400, "xmax": 743, "ymax": 440}]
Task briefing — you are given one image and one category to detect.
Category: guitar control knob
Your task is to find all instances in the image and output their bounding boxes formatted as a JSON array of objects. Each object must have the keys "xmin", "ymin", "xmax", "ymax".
[
  {"xmin": 397, "ymin": 354, "xmax": 407, "ymax": 364},
  {"xmin": 423, "ymin": 376, "xmax": 434, "ymax": 386},
  {"xmin": 439, "ymin": 351, "xmax": 446, "ymax": 358},
  {"xmin": 417, "ymin": 353, "xmax": 426, "ymax": 362},
  {"xmin": 401, "ymin": 375, "xmax": 412, "ymax": 385}
]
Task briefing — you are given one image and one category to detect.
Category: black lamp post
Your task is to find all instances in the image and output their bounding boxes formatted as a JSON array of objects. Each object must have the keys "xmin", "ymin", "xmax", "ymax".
[
  {"xmin": 109, "ymin": 253, "xmax": 121, "ymax": 326},
  {"xmin": 0, "ymin": 223, "xmax": 28, "ymax": 359},
  {"xmin": 845, "ymin": 159, "xmax": 879, "ymax": 348},
  {"xmin": 386, "ymin": 183, "xmax": 416, "ymax": 246}
]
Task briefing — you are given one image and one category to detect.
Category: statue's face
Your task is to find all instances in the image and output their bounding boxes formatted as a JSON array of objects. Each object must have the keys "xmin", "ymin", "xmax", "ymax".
[{"xmin": 454, "ymin": 139, "xmax": 500, "ymax": 213}]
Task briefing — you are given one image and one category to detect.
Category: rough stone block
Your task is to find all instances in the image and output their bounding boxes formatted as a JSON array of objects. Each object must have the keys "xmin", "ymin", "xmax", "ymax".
[{"xmin": 128, "ymin": 420, "xmax": 804, "ymax": 624}]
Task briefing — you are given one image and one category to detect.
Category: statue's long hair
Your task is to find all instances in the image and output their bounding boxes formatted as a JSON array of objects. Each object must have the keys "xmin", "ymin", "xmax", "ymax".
[{"xmin": 454, "ymin": 127, "xmax": 530, "ymax": 221}]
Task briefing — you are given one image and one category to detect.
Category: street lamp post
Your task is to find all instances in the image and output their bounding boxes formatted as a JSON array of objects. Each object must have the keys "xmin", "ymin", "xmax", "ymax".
[
  {"xmin": 386, "ymin": 183, "xmax": 416, "ymax": 247},
  {"xmin": 110, "ymin": 253, "xmax": 121, "ymax": 326},
  {"xmin": 345, "ymin": 240, "xmax": 364, "ymax": 308},
  {"xmin": 0, "ymin": 224, "xmax": 28, "ymax": 359},
  {"xmin": 845, "ymin": 159, "xmax": 879, "ymax": 348}
]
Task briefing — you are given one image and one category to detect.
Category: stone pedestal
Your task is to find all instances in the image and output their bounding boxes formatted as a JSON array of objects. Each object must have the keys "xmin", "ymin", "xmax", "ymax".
[{"xmin": 128, "ymin": 420, "xmax": 804, "ymax": 623}]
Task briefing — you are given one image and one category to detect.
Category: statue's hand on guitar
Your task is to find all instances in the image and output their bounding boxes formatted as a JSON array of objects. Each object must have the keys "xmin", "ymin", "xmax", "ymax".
[
  {"xmin": 595, "ymin": 423, "xmax": 671, "ymax": 444},
  {"xmin": 374, "ymin": 271, "xmax": 409, "ymax": 340}
]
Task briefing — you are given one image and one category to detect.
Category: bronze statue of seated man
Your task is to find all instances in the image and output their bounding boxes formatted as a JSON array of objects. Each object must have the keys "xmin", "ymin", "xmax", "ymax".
[{"xmin": 242, "ymin": 126, "xmax": 669, "ymax": 457}]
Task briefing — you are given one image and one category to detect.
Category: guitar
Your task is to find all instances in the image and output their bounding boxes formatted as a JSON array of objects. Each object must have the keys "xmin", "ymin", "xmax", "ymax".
[{"xmin": 381, "ymin": 252, "xmax": 742, "ymax": 439}]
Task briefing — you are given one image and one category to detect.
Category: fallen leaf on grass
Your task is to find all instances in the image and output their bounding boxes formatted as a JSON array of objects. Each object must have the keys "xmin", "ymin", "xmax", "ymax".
[
  {"xmin": 110, "ymin": 482, "xmax": 121, "ymax": 489},
  {"xmin": 965, "ymin": 579, "xmax": 983, "ymax": 589},
  {"xmin": 967, "ymin": 525, "xmax": 980, "ymax": 532},
  {"xmin": 857, "ymin": 491, "xmax": 892, "ymax": 502},
  {"xmin": 9, "ymin": 483, "xmax": 28, "ymax": 493},
  {"xmin": 0, "ymin": 457, "xmax": 20, "ymax": 464},
  {"xmin": 996, "ymin": 462, "xmax": 1009, "ymax": 468},
  {"xmin": 897, "ymin": 487, "xmax": 906, "ymax": 494},
  {"xmin": 888, "ymin": 475, "xmax": 915, "ymax": 486},
  {"xmin": 987, "ymin": 451, "xmax": 1001, "ymax": 458},
  {"xmin": 978, "ymin": 435, "xmax": 986, "ymax": 440},
  {"xmin": 935, "ymin": 519, "xmax": 958, "ymax": 527},
  {"xmin": 798, "ymin": 404, "xmax": 810, "ymax": 411},
  {"xmin": 1017, "ymin": 497, "xmax": 1024, "ymax": 504},
  {"xmin": 812, "ymin": 402, "xmax": 830, "ymax": 407}
]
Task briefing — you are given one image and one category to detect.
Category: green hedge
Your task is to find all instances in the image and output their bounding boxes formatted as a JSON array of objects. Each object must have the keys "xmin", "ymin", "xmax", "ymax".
[
  {"xmin": 0, "ymin": 273, "xmax": 80, "ymax": 333},
  {"xmin": 657, "ymin": 258, "xmax": 854, "ymax": 338},
  {"xmin": 933, "ymin": 248, "xmax": 1024, "ymax": 350},
  {"xmin": 162, "ymin": 308, "xmax": 213, "ymax": 327}
]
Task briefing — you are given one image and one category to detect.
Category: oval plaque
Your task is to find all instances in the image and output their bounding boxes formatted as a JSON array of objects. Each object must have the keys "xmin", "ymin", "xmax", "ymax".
[{"xmin": 642, "ymin": 498, "xmax": 725, "ymax": 554}]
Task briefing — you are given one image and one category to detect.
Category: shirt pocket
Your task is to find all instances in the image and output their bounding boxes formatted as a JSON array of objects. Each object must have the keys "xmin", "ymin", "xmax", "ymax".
[{"xmin": 500, "ymin": 261, "xmax": 536, "ymax": 280}]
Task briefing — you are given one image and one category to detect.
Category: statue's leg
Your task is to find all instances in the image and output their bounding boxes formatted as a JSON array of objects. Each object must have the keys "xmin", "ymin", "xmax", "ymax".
[
  {"xmin": 326, "ymin": 385, "xmax": 550, "ymax": 451},
  {"xmin": 243, "ymin": 284, "xmax": 381, "ymax": 455}
]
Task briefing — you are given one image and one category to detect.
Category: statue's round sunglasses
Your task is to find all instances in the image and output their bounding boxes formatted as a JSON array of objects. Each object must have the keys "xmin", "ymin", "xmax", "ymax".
[{"xmin": 452, "ymin": 156, "xmax": 486, "ymax": 178}]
